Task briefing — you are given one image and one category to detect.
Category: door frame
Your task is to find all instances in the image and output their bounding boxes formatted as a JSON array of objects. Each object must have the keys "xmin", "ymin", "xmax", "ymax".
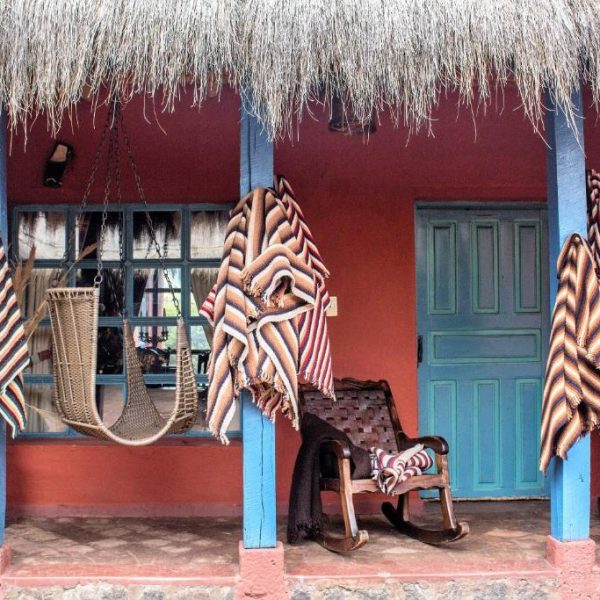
[{"xmin": 414, "ymin": 200, "xmax": 549, "ymax": 499}]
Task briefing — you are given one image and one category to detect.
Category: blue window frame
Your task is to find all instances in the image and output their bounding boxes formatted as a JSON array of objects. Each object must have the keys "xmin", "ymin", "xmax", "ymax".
[{"xmin": 13, "ymin": 203, "xmax": 238, "ymax": 439}]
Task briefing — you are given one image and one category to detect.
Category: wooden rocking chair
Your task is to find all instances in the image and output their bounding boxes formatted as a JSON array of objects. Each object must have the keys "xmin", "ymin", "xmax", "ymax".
[{"xmin": 299, "ymin": 378, "xmax": 469, "ymax": 553}]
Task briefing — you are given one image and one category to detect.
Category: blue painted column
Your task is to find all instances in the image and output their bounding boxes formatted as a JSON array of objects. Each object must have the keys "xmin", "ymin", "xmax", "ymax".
[
  {"xmin": 240, "ymin": 100, "xmax": 277, "ymax": 548},
  {"xmin": 0, "ymin": 110, "xmax": 8, "ymax": 546},
  {"xmin": 545, "ymin": 88, "xmax": 590, "ymax": 541}
]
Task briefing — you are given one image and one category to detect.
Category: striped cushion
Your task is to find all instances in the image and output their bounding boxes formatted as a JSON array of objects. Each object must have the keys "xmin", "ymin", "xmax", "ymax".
[
  {"xmin": 370, "ymin": 445, "xmax": 433, "ymax": 495},
  {"xmin": 0, "ymin": 239, "xmax": 28, "ymax": 435},
  {"xmin": 200, "ymin": 177, "xmax": 334, "ymax": 443}
]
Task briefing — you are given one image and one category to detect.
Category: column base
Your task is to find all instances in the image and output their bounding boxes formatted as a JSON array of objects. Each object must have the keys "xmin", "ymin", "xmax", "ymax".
[
  {"xmin": 0, "ymin": 545, "xmax": 10, "ymax": 574},
  {"xmin": 236, "ymin": 541, "xmax": 286, "ymax": 599},
  {"xmin": 546, "ymin": 536, "xmax": 597, "ymax": 599}
]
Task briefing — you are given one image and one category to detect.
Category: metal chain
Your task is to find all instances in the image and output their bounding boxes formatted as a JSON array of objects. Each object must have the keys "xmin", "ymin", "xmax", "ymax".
[
  {"xmin": 94, "ymin": 105, "xmax": 118, "ymax": 286},
  {"xmin": 117, "ymin": 109, "xmax": 182, "ymax": 318},
  {"xmin": 113, "ymin": 113, "xmax": 127, "ymax": 318},
  {"xmin": 58, "ymin": 107, "xmax": 113, "ymax": 279}
]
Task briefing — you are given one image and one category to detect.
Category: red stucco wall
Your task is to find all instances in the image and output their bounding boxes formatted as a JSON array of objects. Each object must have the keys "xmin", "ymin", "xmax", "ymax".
[{"xmin": 5, "ymin": 86, "xmax": 599, "ymax": 515}]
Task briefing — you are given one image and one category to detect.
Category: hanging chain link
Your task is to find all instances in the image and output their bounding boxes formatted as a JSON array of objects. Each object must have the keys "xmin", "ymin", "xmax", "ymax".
[
  {"xmin": 58, "ymin": 107, "xmax": 113, "ymax": 281},
  {"xmin": 94, "ymin": 105, "xmax": 118, "ymax": 287},
  {"xmin": 112, "ymin": 111, "xmax": 127, "ymax": 318},
  {"xmin": 118, "ymin": 109, "xmax": 182, "ymax": 318},
  {"xmin": 58, "ymin": 97, "xmax": 180, "ymax": 318}
]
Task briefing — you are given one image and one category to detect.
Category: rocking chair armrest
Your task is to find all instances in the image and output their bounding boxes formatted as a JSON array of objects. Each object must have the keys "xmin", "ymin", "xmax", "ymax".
[
  {"xmin": 397, "ymin": 435, "xmax": 449, "ymax": 455},
  {"xmin": 320, "ymin": 439, "xmax": 352, "ymax": 461}
]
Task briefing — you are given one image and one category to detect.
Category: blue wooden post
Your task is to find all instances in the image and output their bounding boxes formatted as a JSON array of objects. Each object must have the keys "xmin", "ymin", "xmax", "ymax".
[
  {"xmin": 0, "ymin": 110, "xmax": 8, "ymax": 546},
  {"xmin": 240, "ymin": 100, "xmax": 277, "ymax": 548},
  {"xmin": 545, "ymin": 88, "xmax": 591, "ymax": 541}
]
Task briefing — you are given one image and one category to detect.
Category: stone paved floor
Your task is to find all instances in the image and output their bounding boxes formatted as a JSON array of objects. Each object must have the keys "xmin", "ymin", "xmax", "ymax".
[
  {"xmin": 3, "ymin": 500, "xmax": 599, "ymax": 572},
  {"xmin": 289, "ymin": 499, "xmax": 600, "ymax": 574},
  {"xmin": 5, "ymin": 515, "xmax": 240, "ymax": 568}
]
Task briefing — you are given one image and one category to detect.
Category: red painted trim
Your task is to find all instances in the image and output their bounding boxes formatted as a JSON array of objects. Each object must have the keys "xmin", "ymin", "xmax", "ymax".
[
  {"xmin": 285, "ymin": 559, "xmax": 555, "ymax": 581},
  {"xmin": 0, "ymin": 546, "xmax": 10, "ymax": 575},
  {"xmin": 2, "ymin": 563, "xmax": 237, "ymax": 587},
  {"xmin": 7, "ymin": 503, "xmax": 243, "ymax": 518}
]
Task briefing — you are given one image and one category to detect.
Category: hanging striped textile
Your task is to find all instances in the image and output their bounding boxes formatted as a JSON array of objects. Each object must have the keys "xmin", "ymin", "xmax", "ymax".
[
  {"xmin": 587, "ymin": 168, "xmax": 600, "ymax": 270},
  {"xmin": 0, "ymin": 237, "xmax": 28, "ymax": 435},
  {"xmin": 200, "ymin": 177, "xmax": 334, "ymax": 443},
  {"xmin": 370, "ymin": 445, "xmax": 433, "ymax": 495},
  {"xmin": 540, "ymin": 233, "xmax": 600, "ymax": 472}
]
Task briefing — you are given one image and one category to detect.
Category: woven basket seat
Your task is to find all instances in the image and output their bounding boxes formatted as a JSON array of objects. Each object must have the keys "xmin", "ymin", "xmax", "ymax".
[{"xmin": 46, "ymin": 287, "xmax": 198, "ymax": 445}]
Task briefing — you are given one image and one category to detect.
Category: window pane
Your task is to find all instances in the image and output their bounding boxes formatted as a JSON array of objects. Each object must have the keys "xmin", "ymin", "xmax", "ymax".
[
  {"xmin": 133, "ymin": 268, "xmax": 182, "ymax": 318},
  {"xmin": 77, "ymin": 211, "xmax": 122, "ymax": 260},
  {"xmin": 190, "ymin": 267, "xmax": 219, "ymax": 315},
  {"xmin": 190, "ymin": 325, "xmax": 212, "ymax": 374},
  {"xmin": 133, "ymin": 325, "xmax": 178, "ymax": 374},
  {"xmin": 133, "ymin": 211, "xmax": 181, "ymax": 259},
  {"xmin": 190, "ymin": 210, "xmax": 228, "ymax": 259},
  {"xmin": 20, "ymin": 268, "xmax": 61, "ymax": 318},
  {"xmin": 26, "ymin": 325, "xmax": 53, "ymax": 375},
  {"xmin": 97, "ymin": 327, "xmax": 123, "ymax": 374},
  {"xmin": 18, "ymin": 212, "xmax": 66, "ymax": 260},
  {"xmin": 24, "ymin": 384, "xmax": 67, "ymax": 433},
  {"xmin": 76, "ymin": 268, "xmax": 123, "ymax": 316}
]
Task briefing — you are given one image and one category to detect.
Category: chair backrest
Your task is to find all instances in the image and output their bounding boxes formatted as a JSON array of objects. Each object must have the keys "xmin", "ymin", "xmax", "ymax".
[{"xmin": 299, "ymin": 378, "xmax": 402, "ymax": 452}]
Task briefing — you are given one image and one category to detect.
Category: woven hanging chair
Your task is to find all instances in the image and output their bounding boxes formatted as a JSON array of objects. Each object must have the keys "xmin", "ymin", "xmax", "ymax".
[
  {"xmin": 46, "ymin": 287, "xmax": 198, "ymax": 445},
  {"xmin": 44, "ymin": 101, "xmax": 200, "ymax": 445}
]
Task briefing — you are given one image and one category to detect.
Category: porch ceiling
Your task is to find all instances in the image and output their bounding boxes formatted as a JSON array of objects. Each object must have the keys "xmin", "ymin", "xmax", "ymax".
[{"xmin": 2, "ymin": 1, "xmax": 600, "ymax": 138}]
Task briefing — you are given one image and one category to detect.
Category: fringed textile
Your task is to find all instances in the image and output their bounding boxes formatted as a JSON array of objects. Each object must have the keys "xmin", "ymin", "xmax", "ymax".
[
  {"xmin": 0, "ymin": 238, "xmax": 28, "ymax": 435},
  {"xmin": 200, "ymin": 177, "xmax": 333, "ymax": 442},
  {"xmin": 540, "ymin": 234, "xmax": 600, "ymax": 472},
  {"xmin": 370, "ymin": 445, "xmax": 433, "ymax": 495},
  {"xmin": 587, "ymin": 169, "xmax": 600, "ymax": 271}
]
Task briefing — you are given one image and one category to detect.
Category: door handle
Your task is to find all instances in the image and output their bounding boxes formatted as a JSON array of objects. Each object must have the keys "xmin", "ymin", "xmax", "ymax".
[{"xmin": 417, "ymin": 335, "xmax": 423, "ymax": 365}]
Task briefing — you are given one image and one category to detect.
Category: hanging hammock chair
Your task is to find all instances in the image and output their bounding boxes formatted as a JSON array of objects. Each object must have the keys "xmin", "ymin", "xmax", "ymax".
[{"xmin": 45, "ymin": 102, "xmax": 199, "ymax": 445}]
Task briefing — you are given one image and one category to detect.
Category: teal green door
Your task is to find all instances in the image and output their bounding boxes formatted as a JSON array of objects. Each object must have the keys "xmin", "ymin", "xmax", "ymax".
[{"xmin": 416, "ymin": 205, "xmax": 549, "ymax": 498}]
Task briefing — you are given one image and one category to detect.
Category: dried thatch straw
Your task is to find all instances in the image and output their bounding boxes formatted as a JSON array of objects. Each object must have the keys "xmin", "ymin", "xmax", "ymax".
[{"xmin": 1, "ymin": 0, "xmax": 600, "ymax": 138}]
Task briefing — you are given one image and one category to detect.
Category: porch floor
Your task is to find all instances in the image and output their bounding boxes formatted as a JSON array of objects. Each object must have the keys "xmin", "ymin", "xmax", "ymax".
[{"xmin": 2, "ymin": 501, "xmax": 599, "ymax": 598}]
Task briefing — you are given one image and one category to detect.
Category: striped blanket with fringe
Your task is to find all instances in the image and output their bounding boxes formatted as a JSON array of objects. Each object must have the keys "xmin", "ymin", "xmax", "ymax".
[
  {"xmin": 200, "ymin": 177, "xmax": 334, "ymax": 443},
  {"xmin": 370, "ymin": 445, "xmax": 433, "ymax": 495},
  {"xmin": 540, "ymin": 233, "xmax": 600, "ymax": 472},
  {"xmin": 0, "ymin": 238, "xmax": 28, "ymax": 435}
]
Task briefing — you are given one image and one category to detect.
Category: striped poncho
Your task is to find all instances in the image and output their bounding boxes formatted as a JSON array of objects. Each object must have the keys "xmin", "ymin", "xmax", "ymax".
[
  {"xmin": 0, "ymin": 238, "xmax": 28, "ymax": 435},
  {"xmin": 200, "ymin": 177, "xmax": 334, "ymax": 442},
  {"xmin": 540, "ymin": 233, "xmax": 600, "ymax": 472}
]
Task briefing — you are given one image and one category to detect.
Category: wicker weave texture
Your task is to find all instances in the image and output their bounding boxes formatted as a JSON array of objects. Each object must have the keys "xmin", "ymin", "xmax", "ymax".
[
  {"xmin": 46, "ymin": 287, "xmax": 198, "ymax": 445},
  {"xmin": 300, "ymin": 383, "xmax": 398, "ymax": 452}
]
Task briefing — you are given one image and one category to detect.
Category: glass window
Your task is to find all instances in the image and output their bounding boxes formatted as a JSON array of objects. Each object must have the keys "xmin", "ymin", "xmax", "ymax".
[
  {"xmin": 26, "ymin": 325, "xmax": 53, "ymax": 375},
  {"xmin": 190, "ymin": 210, "xmax": 228, "ymax": 259},
  {"xmin": 133, "ymin": 211, "xmax": 181, "ymax": 259},
  {"xmin": 133, "ymin": 325, "xmax": 178, "ymax": 375},
  {"xmin": 76, "ymin": 268, "xmax": 123, "ymax": 316},
  {"xmin": 190, "ymin": 267, "xmax": 219, "ymax": 314},
  {"xmin": 134, "ymin": 268, "xmax": 182, "ymax": 318},
  {"xmin": 14, "ymin": 204, "xmax": 232, "ymax": 438},
  {"xmin": 20, "ymin": 268, "xmax": 61, "ymax": 318},
  {"xmin": 77, "ymin": 211, "xmax": 122, "ymax": 260},
  {"xmin": 18, "ymin": 211, "xmax": 66, "ymax": 260}
]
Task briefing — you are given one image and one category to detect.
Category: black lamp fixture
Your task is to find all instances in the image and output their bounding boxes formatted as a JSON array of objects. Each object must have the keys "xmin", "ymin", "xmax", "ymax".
[{"xmin": 43, "ymin": 141, "xmax": 74, "ymax": 188}]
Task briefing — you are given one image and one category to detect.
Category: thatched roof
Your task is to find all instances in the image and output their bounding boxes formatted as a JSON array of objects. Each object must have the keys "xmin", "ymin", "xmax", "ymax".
[{"xmin": 1, "ymin": 1, "xmax": 599, "ymax": 138}]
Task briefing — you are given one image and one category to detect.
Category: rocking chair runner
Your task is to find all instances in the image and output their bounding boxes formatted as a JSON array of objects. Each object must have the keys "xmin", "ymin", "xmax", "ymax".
[
  {"xmin": 45, "ymin": 101, "xmax": 199, "ymax": 445},
  {"xmin": 299, "ymin": 378, "xmax": 469, "ymax": 553}
]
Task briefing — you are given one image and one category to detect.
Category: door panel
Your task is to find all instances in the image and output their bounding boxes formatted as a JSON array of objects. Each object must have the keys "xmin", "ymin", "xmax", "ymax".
[{"xmin": 416, "ymin": 205, "xmax": 548, "ymax": 498}]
